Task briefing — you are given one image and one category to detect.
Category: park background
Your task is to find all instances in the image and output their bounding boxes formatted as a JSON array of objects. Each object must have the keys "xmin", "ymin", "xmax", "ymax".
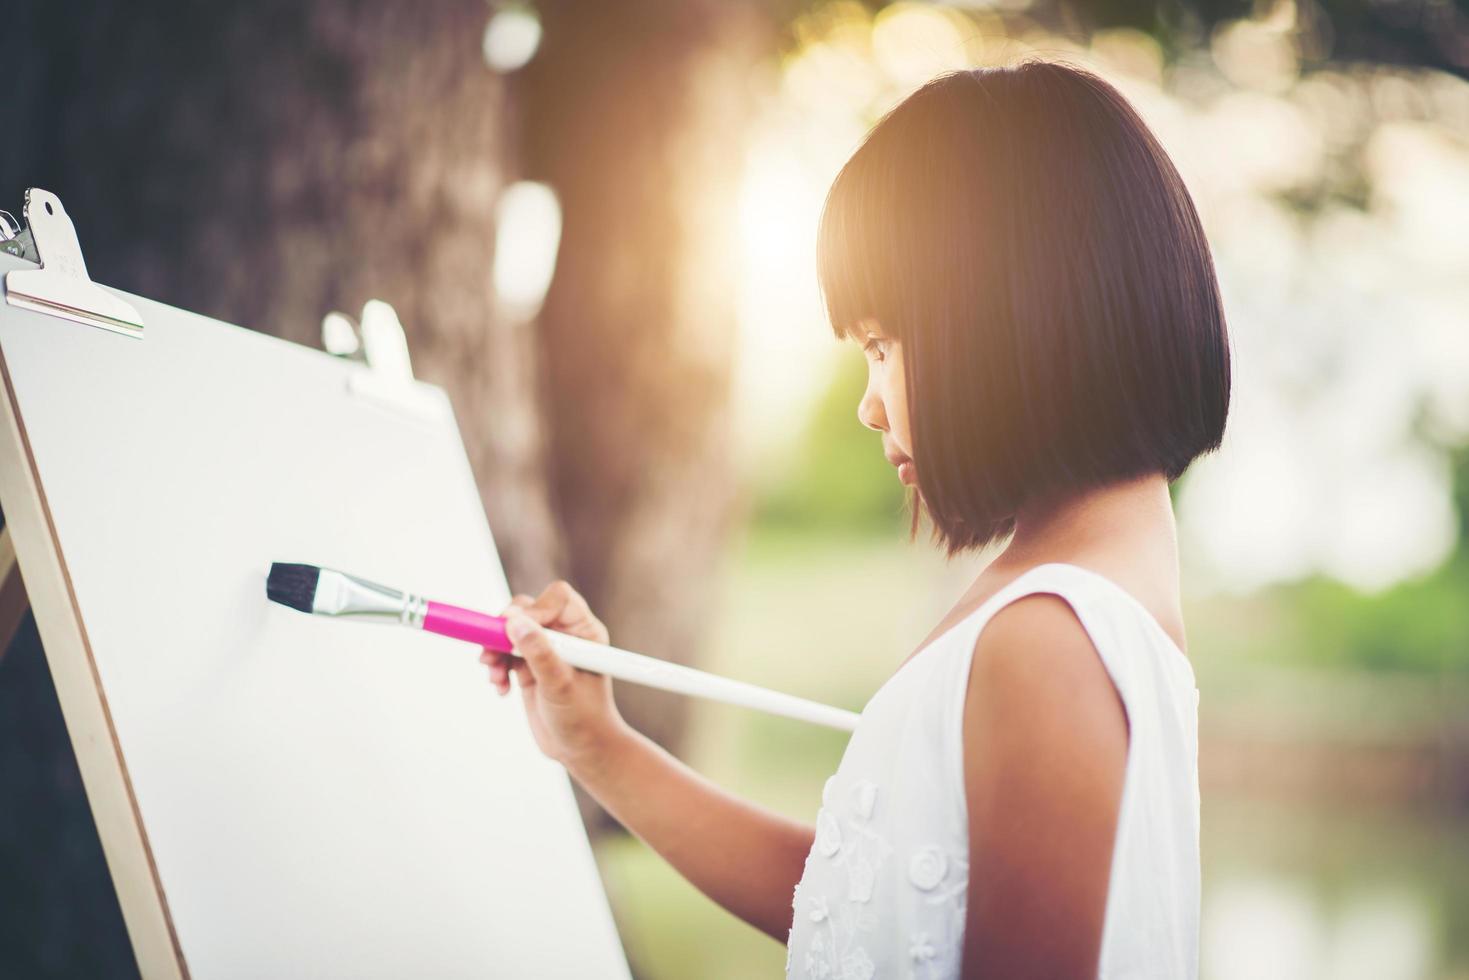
[{"xmin": 1, "ymin": 0, "xmax": 1467, "ymax": 977}]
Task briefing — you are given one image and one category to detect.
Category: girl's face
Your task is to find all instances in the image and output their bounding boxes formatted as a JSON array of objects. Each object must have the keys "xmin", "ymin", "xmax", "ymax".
[{"xmin": 856, "ymin": 322, "xmax": 917, "ymax": 487}]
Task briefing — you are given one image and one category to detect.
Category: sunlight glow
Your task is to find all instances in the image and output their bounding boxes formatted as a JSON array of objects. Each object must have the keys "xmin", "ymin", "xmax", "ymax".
[
  {"xmin": 871, "ymin": 4, "xmax": 970, "ymax": 87},
  {"xmin": 733, "ymin": 132, "xmax": 843, "ymax": 471}
]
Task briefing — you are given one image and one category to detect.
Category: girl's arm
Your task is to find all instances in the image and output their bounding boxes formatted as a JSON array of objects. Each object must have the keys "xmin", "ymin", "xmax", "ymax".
[
  {"xmin": 481, "ymin": 580, "xmax": 811, "ymax": 944},
  {"xmin": 569, "ymin": 725, "xmax": 815, "ymax": 942},
  {"xmin": 959, "ymin": 595, "xmax": 1129, "ymax": 979}
]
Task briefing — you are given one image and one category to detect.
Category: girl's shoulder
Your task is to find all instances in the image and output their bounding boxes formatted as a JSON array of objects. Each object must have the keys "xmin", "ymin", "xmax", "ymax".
[
  {"xmin": 959, "ymin": 561, "xmax": 1195, "ymax": 698},
  {"xmin": 912, "ymin": 562, "xmax": 1199, "ymax": 806},
  {"xmin": 856, "ymin": 561, "xmax": 1198, "ymax": 814}
]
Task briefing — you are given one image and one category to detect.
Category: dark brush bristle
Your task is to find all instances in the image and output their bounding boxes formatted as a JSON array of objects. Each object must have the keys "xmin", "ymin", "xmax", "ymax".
[{"xmin": 267, "ymin": 562, "xmax": 321, "ymax": 613}]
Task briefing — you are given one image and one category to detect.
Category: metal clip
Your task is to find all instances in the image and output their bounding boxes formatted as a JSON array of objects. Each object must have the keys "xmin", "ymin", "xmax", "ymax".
[
  {"xmin": 3, "ymin": 189, "xmax": 144, "ymax": 339},
  {"xmin": 0, "ymin": 210, "xmax": 35, "ymax": 262}
]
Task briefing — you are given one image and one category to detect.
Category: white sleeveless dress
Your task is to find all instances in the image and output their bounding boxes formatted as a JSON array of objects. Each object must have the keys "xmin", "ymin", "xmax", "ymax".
[{"xmin": 785, "ymin": 562, "xmax": 1201, "ymax": 979}]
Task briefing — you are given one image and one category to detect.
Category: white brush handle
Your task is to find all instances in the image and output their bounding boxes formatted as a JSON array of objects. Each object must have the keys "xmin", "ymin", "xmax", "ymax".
[{"xmin": 537, "ymin": 630, "xmax": 861, "ymax": 733}]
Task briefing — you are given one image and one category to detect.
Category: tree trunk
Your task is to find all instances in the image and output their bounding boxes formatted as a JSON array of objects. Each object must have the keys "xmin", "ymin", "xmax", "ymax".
[{"xmin": 516, "ymin": 0, "xmax": 767, "ymax": 832}]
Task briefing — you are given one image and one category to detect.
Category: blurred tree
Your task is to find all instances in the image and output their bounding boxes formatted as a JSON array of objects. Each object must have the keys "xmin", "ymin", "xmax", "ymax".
[{"xmin": 514, "ymin": 0, "xmax": 768, "ymax": 823}]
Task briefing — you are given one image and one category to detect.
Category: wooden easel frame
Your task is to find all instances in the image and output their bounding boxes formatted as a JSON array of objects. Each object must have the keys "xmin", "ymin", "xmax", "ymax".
[{"xmin": 0, "ymin": 319, "xmax": 188, "ymax": 978}]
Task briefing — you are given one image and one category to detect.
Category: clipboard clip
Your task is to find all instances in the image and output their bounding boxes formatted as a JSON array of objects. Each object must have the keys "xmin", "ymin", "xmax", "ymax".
[
  {"xmin": 3, "ymin": 188, "xmax": 145, "ymax": 340},
  {"xmin": 0, "ymin": 209, "xmax": 35, "ymax": 262},
  {"xmin": 322, "ymin": 299, "xmax": 415, "ymax": 382},
  {"xmin": 323, "ymin": 299, "xmax": 446, "ymax": 420}
]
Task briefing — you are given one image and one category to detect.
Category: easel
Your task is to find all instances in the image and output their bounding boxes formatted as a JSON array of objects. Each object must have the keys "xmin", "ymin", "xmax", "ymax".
[{"xmin": 0, "ymin": 188, "xmax": 632, "ymax": 978}]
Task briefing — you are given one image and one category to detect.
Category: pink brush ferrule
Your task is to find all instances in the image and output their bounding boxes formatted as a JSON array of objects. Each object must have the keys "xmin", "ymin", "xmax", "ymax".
[{"xmin": 423, "ymin": 601, "xmax": 512, "ymax": 653}]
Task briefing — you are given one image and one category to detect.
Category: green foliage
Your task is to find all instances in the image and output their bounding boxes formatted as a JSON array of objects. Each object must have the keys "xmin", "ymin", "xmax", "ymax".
[
  {"xmin": 1450, "ymin": 441, "xmax": 1469, "ymax": 548},
  {"xmin": 752, "ymin": 350, "xmax": 908, "ymax": 532},
  {"xmin": 1292, "ymin": 443, "xmax": 1469, "ymax": 672},
  {"xmin": 1272, "ymin": 558, "xmax": 1469, "ymax": 673}
]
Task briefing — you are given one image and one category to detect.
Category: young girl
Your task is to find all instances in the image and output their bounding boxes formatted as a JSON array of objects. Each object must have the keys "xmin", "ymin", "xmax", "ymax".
[{"xmin": 479, "ymin": 58, "xmax": 1229, "ymax": 979}]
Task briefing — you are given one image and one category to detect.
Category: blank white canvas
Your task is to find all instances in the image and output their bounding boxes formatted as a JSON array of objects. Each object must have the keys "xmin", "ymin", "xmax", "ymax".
[{"xmin": 0, "ymin": 253, "xmax": 631, "ymax": 979}]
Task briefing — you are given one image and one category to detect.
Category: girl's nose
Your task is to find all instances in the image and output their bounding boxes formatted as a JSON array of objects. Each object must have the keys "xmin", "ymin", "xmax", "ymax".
[{"xmin": 858, "ymin": 388, "xmax": 887, "ymax": 433}]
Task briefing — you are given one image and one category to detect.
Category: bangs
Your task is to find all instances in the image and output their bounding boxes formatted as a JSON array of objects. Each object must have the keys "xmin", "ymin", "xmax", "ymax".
[
  {"xmin": 816, "ymin": 71, "xmax": 975, "ymax": 344},
  {"xmin": 815, "ymin": 110, "xmax": 922, "ymax": 344}
]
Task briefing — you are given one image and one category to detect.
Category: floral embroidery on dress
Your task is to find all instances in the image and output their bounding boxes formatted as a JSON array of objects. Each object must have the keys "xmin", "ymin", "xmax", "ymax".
[
  {"xmin": 908, "ymin": 845, "xmax": 948, "ymax": 891},
  {"xmin": 806, "ymin": 930, "xmax": 834, "ymax": 979},
  {"xmin": 790, "ymin": 766, "xmax": 975, "ymax": 979},
  {"xmin": 920, "ymin": 853, "xmax": 969, "ymax": 909},
  {"xmin": 787, "ymin": 626, "xmax": 1007, "ymax": 978},
  {"xmin": 815, "ymin": 807, "xmax": 843, "ymax": 856},
  {"xmin": 790, "ymin": 677, "xmax": 981, "ymax": 978},
  {"xmin": 835, "ymin": 782, "xmax": 892, "ymax": 906},
  {"xmin": 793, "ymin": 775, "xmax": 895, "ymax": 978},
  {"xmin": 840, "ymin": 946, "xmax": 876, "ymax": 980}
]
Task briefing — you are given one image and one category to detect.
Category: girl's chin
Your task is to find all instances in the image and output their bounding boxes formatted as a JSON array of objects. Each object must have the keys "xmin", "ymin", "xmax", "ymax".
[{"xmin": 898, "ymin": 460, "xmax": 916, "ymax": 485}]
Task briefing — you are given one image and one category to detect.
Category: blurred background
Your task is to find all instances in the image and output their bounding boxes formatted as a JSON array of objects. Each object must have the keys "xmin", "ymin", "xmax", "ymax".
[{"xmin": 2, "ymin": 0, "xmax": 1467, "ymax": 977}]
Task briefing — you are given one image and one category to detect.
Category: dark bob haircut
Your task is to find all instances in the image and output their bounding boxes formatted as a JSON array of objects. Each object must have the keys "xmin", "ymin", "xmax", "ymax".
[{"xmin": 817, "ymin": 59, "xmax": 1231, "ymax": 557}]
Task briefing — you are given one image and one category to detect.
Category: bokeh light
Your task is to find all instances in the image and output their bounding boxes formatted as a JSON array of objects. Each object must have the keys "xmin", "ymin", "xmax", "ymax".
[{"xmin": 482, "ymin": 5, "xmax": 543, "ymax": 73}]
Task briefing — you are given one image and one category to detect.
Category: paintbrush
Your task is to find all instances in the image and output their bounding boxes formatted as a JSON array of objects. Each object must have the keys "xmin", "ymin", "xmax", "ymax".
[{"xmin": 266, "ymin": 562, "xmax": 859, "ymax": 732}]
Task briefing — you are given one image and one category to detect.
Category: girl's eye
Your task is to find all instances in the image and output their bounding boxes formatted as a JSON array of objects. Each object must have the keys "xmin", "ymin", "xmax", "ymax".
[{"xmin": 863, "ymin": 338, "xmax": 886, "ymax": 363}]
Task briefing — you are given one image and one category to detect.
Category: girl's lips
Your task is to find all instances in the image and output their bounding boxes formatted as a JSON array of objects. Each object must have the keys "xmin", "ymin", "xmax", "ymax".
[{"xmin": 884, "ymin": 447, "xmax": 914, "ymax": 484}]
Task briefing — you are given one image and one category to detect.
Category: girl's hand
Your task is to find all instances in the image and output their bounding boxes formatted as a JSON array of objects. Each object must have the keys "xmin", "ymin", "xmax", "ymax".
[{"xmin": 479, "ymin": 580, "xmax": 628, "ymax": 771}]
